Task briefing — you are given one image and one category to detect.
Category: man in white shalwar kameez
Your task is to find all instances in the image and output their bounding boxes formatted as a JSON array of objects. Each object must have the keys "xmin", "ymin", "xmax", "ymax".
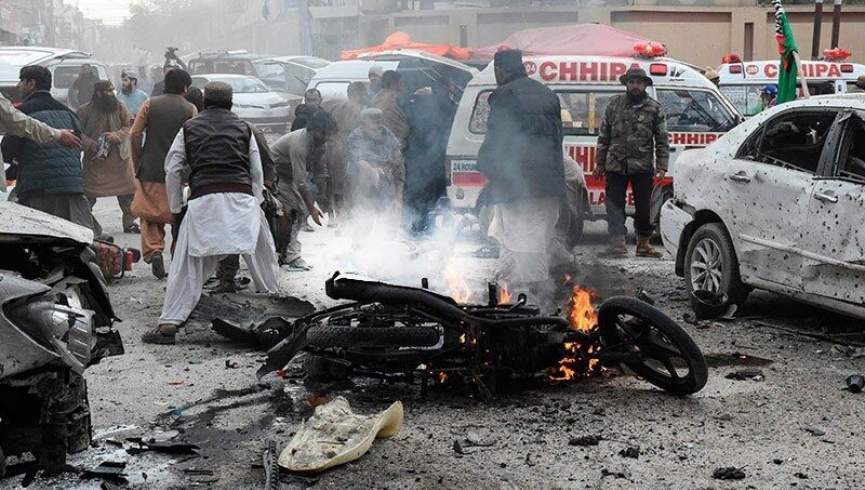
[{"xmin": 143, "ymin": 81, "xmax": 280, "ymax": 344}]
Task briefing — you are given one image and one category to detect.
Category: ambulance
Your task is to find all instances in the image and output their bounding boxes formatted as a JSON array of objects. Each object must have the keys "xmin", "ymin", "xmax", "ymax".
[
  {"xmin": 717, "ymin": 52, "xmax": 865, "ymax": 117},
  {"xmin": 445, "ymin": 52, "xmax": 742, "ymax": 229}
]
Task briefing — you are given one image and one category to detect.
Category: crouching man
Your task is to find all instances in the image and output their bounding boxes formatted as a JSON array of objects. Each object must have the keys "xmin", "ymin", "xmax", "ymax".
[{"xmin": 143, "ymin": 81, "xmax": 281, "ymax": 345}]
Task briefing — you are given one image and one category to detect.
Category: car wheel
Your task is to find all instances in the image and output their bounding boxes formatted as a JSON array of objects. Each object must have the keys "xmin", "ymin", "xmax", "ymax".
[{"xmin": 683, "ymin": 223, "xmax": 749, "ymax": 308}]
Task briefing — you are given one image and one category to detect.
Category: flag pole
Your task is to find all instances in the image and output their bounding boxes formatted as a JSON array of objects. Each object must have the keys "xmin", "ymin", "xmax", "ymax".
[{"xmin": 793, "ymin": 51, "xmax": 810, "ymax": 98}]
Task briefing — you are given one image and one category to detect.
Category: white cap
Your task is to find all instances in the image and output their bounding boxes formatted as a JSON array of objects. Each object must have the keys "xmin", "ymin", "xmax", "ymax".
[{"xmin": 368, "ymin": 64, "xmax": 384, "ymax": 78}]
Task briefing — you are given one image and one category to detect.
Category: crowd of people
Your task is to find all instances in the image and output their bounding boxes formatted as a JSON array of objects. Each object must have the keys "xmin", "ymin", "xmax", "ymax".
[{"xmin": 0, "ymin": 48, "xmax": 670, "ymax": 344}]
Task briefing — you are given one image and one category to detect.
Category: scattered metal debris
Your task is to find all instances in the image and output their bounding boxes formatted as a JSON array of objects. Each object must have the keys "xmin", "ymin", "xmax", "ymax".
[
  {"xmin": 618, "ymin": 446, "xmax": 640, "ymax": 459},
  {"xmin": 125, "ymin": 437, "xmax": 200, "ymax": 455},
  {"xmin": 80, "ymin": 461, "xmax": 127, "ymax": 483},
  {"xmin": 568, "ymin": 435, "xmax": 601, "ymax": 447}
]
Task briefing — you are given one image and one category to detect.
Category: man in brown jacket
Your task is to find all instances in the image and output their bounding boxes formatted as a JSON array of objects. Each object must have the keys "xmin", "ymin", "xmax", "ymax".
[
  {"xmin": 129, "ymin": 68, "xmax": 197, "ymax": 279},
  {"xmin": 78, "ymin": 80, "xmax": 138, "ymax": 236}
]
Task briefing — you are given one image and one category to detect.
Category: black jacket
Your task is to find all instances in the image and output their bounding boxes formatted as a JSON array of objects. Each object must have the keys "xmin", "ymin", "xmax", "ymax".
[
  {"xmin": 477, "ymin": 74, "xmax": 564, "ymax": 205},
  {"xmin": 182, "ymin": 108, "xmax": 252, "ymax": 198},
  {"xmin": 1, "ymin": 91, "xmax": 83, "ymax": 198}
]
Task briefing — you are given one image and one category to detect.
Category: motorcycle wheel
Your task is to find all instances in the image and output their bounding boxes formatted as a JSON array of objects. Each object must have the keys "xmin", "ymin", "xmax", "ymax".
[
  {"xmin": 598, "ymin": 296, "xmax": 708, "ymax": 395},
  {"xmin": 303, "ymin": 354, "xmax": 350, "ymax": 382},
  {"xmin": 306, "ymin": 325, "xmax": 440, "ymax": 349}
]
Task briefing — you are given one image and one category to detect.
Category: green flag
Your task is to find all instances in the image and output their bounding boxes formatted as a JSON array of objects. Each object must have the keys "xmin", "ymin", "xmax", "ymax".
[{"xmin": 773, "ymin": 0, "xmax": 799, "ymax": 104}]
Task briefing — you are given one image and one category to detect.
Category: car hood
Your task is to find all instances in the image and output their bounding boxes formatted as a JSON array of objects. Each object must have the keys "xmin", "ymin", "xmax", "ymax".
[
  {"xmin": 233, "ymin": 92, "xmax": 289, "ymax": 107},
  {"xmin": 0, "ymin": 201, "xmax": 93, "ymax": 244}
]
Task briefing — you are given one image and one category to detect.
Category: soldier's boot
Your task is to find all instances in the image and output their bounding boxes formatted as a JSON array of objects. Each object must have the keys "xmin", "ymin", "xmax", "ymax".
[
  {"xmin": 599, "ymin": 236, "xmax": 628, "ymax": 258},
  {"xmin": 636, "ymin": 237, "xmax": 664, "ymax": 258}
]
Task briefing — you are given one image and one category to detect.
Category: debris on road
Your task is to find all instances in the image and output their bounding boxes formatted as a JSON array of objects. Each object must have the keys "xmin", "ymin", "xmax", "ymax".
[
  {"xmin": 125, "ymin": 437, "xmax": 200, "ymax": 455},
  {"xmin": 263, "ymin": 439, "xmax": 280, "ymax": 490},
  {"xmin": 712, "ymin": 466, "xmax": 746, "ymax": 480},
  {"xmin": 725, "ymin": 369, "xmax": 765, "ymax": 381},
  {"xmin": 845, "ymin": 374, "xmax": 864, "ymax": 393},
  {"xmin": 619, "ymin": 446, "xmax": 640, "ymax": 459},
  {"xmin": 802, "ymin": 426, "xmax": 826, "ymax": 437},
  {"xmin": 80, "ymin": 461, "xmax": 128, "ymax": 483},
  {"xmin": 568, "ymin": 435, "xmax": 601, "ymax": 447},
  {"xmin": 278, "ymin": 397, "xmax": 404, "ymax": 474},
  {"xmin": 691, "ymin": 290, "xmax": 730, "ymax": 320}
]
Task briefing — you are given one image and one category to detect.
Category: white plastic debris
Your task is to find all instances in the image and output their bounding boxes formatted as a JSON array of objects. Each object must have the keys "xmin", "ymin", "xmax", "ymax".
[{"xmin": 278, "ymin": 396, "xmax": 403, "ymax": 474}]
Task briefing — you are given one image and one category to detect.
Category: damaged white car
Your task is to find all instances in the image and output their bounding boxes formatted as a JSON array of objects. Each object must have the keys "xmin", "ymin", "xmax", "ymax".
[{"xmin": 661, "ymin": 95, "xmax": 865, "ymax": 319}]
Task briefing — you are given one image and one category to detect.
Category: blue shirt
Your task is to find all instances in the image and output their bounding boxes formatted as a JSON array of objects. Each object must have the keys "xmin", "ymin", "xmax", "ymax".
[{"xmin": 118, "ymin": 89, "xmax": 148, "ymax": 118}]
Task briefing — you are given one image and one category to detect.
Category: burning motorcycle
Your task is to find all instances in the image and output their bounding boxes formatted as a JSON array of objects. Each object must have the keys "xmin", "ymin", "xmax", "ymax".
[
  {"xmin": 261, "ymin": 273, "xmax": 708, "ymax": 398},
  {"xmin": 0, "ymin": 203, "xmax": 123, "ymax": 477}
]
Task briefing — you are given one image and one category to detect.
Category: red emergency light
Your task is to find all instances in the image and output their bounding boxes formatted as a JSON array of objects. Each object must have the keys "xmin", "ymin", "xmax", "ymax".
[
  {"xmin": 722, "ymin": 53, "xmax": 742, "ymax": 64},
  {"xmin": 841, "ymin": 63, "xmax": 854, "ymax": 73},
  {"xmin": 633, "ymin": 41, "xmax": 667, "ymax": 58},
  {"xmin": 823, "ymin": 48, "xmax": 851, "ymax": 61},
  {"xmin": 728, "ymin": 65, "xmax": 742, "ymax": 74},
  {"xmin": 649, "ymin": 63, "xmax": 668, "ymax": 76}
]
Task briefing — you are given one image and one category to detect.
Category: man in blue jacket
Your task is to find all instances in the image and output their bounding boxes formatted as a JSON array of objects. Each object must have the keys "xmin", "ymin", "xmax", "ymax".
[{"xmin": 1, "ymin": 66, "xmax": 92, "ymax": 230}]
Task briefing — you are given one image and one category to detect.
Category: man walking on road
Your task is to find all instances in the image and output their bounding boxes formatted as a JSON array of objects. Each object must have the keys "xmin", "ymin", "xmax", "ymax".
[
  {"xmin": 1, "ymin": 66, "xmax": 93, "ymax": 230},
  {"xmin": 594, "ymin": 67, "xmax": 668, "ymax": 258},
  {"xmin": 144, "ymin": 82, "xmax": 280, "ymax": 345},
  {"xmin": 78, "ymin": 80, "xmax": 139, "ymax": 236},
  {"xmin": 477, "ymin": 49, "xmax": 565, "ymax": 299},
  {"xmin": 130, "ymin": 69, "xmax": 197, "ymax": 279}
]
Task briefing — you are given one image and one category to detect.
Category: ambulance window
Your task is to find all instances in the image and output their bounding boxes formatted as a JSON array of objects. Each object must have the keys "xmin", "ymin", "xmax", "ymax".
[
  {"xmin": 556, "ymin": 92, "xmax": 617, "ymax": 135},
  {"xmin": 469, "ymin": 91, "xmax": 492, "ymax": 134},
  {"xmin": 656, "ymin": 89, "xmax": 738, "ymax": 132},
  {"xmin": 720, "ymin": 85, "xmax": 765, "ymax": 117}
]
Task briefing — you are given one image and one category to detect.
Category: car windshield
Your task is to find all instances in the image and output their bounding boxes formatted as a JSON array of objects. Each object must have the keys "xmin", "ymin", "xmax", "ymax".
[
  {"xmin": 213, "ymin": 77, "xmax": 270, "ymax": 94},
  {"xmin": 656, "ymin": 89, "xmax": 739, "ymax": 132}
]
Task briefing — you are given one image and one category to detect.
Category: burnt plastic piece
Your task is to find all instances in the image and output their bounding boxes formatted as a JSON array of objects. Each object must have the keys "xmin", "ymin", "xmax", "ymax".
[{"xmin": 846, "ymin": 374, "xmax": 865, "ymax": 393}]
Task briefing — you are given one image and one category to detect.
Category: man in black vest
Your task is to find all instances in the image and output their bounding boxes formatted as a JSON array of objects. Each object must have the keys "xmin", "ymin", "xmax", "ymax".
[{"xmin": 143, "ymin": 81, "xmax": 281, "ymax": 345}]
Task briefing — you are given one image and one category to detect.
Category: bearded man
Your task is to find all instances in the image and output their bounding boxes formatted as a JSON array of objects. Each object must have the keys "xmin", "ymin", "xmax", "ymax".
[
  {"xmin": 78, "ymin": 80, "xmax": 139, "ymax": 235},
  {"xmin": 118, "ymin": 72, "xmax": 148, "ymax": 120}
]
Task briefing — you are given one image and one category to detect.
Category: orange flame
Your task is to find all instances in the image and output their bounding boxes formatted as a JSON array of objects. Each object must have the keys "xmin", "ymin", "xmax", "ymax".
[
  {"xmin": 498, "ymin": 282, "xmax": 511, "ymax": 305},
  {"xmin": 568, "ymin": 286, "xmax": 598, "ymax": 333},
  {"xmin": 438, "ymin": 371, "xmax": 448, "ymax": 384},
  {"xmin": 548, "ymin": 285, "xmax": 601, "ymax": 382},
  {"xmin": 444, "ymin": 261, "xmax": 472, "ymax": 304}
]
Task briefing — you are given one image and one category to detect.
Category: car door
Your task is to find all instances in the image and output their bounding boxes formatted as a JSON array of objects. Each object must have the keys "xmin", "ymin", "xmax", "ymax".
[
  {"xmin": 797, "ymin": 109, "xmax": 865, "ymax": 306},
  {"xmin": 721, "ymin": 108, "xmax": 839, "ymax": 289}
]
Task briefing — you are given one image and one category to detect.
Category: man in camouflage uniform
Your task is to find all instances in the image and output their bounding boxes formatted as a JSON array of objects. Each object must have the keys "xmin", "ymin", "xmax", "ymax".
[{"xmin": 594, "ymin": 67, "xmax": 668, "ymax": 258}]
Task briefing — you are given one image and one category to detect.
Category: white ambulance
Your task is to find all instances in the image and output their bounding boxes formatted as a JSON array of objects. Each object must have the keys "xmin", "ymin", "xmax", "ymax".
[
  {"xmin": 445, "ymin": 54, "xmax": 742, "ymax": 228},
  {"xmin": 717, "ymin": 57, "xmax": 865, "ymax": 117}
]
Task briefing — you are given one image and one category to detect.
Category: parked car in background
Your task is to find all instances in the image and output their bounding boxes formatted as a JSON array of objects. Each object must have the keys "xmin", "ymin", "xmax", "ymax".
[
  {"xmin": 253, "ymin": 55, "xmax": 330, "ymax": 96},
  {"xmin": 661, "ymin": 94, "xmax": 865, "ymax": 320},
  {"xmin": 191, "ymin": 74, "xmax": 298, "ymax": 133},
  {"xmin": 0, "ymin": 47, "xmax": 110, "ymax": 106}
]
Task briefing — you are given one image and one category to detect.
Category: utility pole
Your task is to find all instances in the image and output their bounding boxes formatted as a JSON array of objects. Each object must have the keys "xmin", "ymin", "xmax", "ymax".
[
  {"xmin": 830, "ymin": 0, "xmax": 842, "ymax": 49},
  {"xmin": 298, "ymin": 0, "xmax": 313, "ymax": 55},
  {"xmin": 811, "ymin": 0, "xmax": 822, "ymax": 59}
]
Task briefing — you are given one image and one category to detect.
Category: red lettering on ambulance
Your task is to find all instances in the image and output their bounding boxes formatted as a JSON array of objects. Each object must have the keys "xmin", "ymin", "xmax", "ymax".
[
  {"xmin": 540, "ymin": 61, "xmax": 557, "ymax": 81},
  {"xmin": 828, "ymin": 64, "xmax": 841, "ymax": 77},
  {"xmin": 559, "ymin": 62, "xmax": 578, "ymax": 81},
  {"xmin": 609, "ymin": 63, "xmax": 627, "ymax": 81},
  {"xmin": 580, "ymin": 62, "xmax": 598, "ymax": 82},
  {"xmin": 764, "ymin": 64, "xmax": 778, "ymax": 78}
]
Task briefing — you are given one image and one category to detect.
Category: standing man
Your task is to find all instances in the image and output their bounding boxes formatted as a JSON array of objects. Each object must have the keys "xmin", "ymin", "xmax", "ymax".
[
  {"xmin": 324, "ymin": 81, "xmax": 367, "ymax": 224},
  {"xmin": 144, "ymin": 82, "xmax": 280, "ymax": 345},
  {"xmin": 269, "ymin": 111, "xmax": 334, "ymax": 270},
  {"xmin": 78, "ymin": 80, "xmax": 138, "ymax": 235},
  {"xmin": 368, "ymin": 65, "xmax": 384, "ymax": 102},
  {"xmin": 594, "ymin": 67, "xmax": 668, "ymax": 258},
  {"xmin": 477, "ymin": 50, "xmax": 564, "ymax": 298},
  {"xmin": 374, "ymin": 71, "xmax": 409, "ymax": 148},
  {"xmin": 0, "ymin": 95, "xmax": 80, "ymax": 192},
  {"xmin": 117, "ymin": 72, "xmax": 149, "ymax": 120},
  {"xmin": 1, "ymin": 66, "xmax": 93, "ymax": 230},
  {"xmin": 68, "ymin": 64, "xmax": 99, "ymax": 109},
  {"xmin": 290, "ymin": 88, "xmax": 323, "ymax": 132},
  {"xmin": 130, "ymin": 69, "xmax": 197, "ymax": 279}
]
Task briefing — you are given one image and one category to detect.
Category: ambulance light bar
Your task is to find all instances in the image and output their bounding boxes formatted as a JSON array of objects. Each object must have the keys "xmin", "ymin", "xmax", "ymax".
[
  {"xmin": 840, "ymin": 63, "xmax": 854, "ymax": 73},
  {"xmin": 649, "ymin": 63, "xmax": 667, "ymax": 76}
]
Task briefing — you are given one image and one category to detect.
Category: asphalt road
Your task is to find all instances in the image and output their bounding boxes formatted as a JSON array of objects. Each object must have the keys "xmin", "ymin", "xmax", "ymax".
[{"xmin": 4, "ymin": 200, "xmax": 865, "ymax": 489}]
